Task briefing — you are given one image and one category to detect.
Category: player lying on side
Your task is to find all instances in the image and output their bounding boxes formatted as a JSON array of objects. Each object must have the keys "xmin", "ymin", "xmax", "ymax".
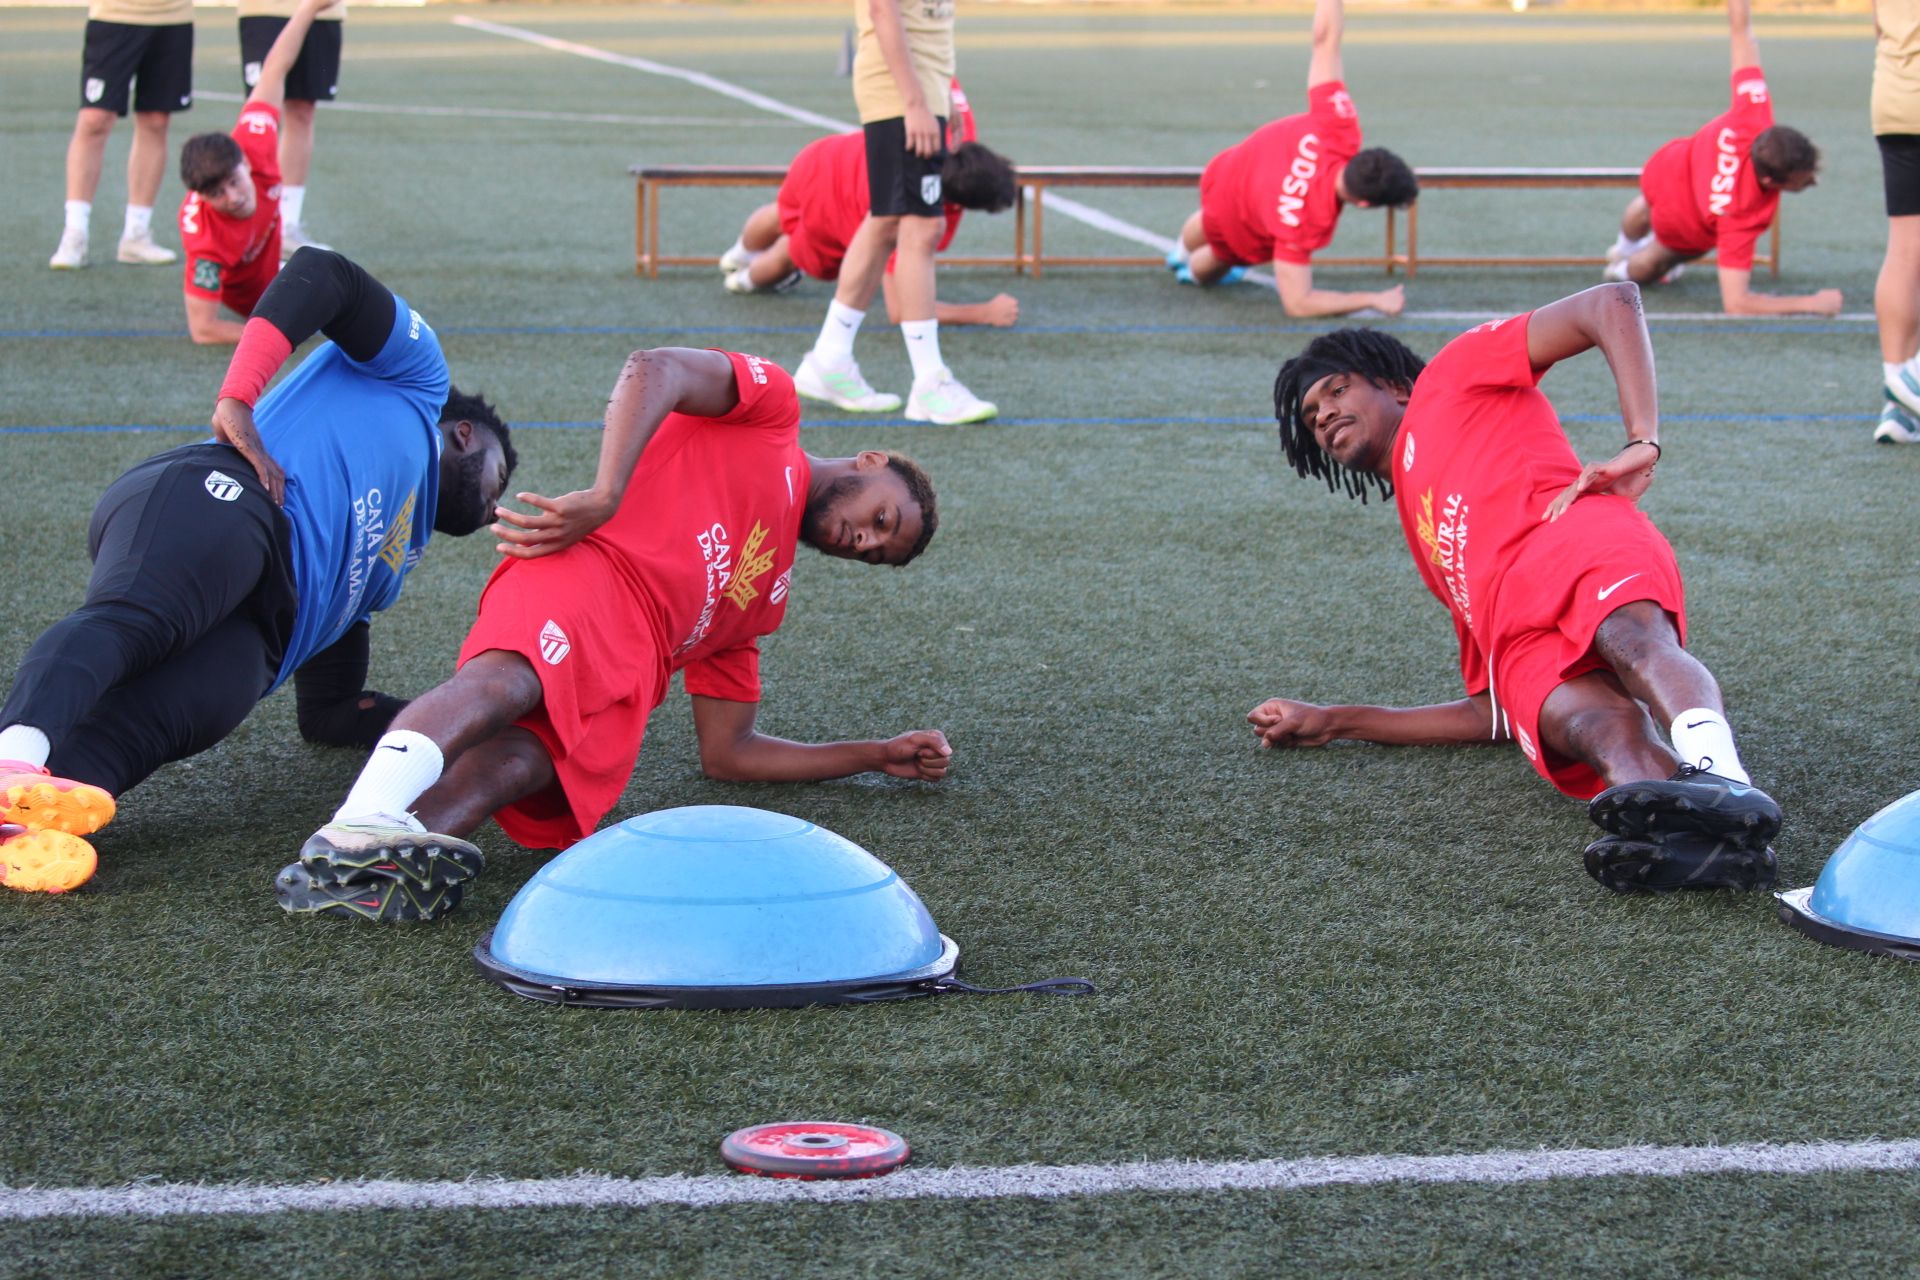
[
  {"xmin": 1253, "ymin": 282, "xmax": 1783, "ymax": 894},
  {"xmin": 719, "ymin": 82, "xmax": 1019, "ymax": 328},
  {"xmin": 0, "ymin": 248, "xmax": 515, "ymax": 895},
  {"xmin": 176, "ymin": 0, "xmax": 329, "ymax": 343},
  {"xmin": 279, "ymin": 347, "xmax": 952, "ymax": 924},
  {"xmin": 1603, "ymin": 0, "xmax": 1840, "ymax": 317},
  {"xmin": 1167, "ymin": 0, "xmax": 1416, "ymax": 318}
]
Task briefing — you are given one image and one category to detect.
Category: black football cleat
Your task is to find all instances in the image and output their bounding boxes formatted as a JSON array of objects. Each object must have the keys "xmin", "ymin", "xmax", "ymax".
[
  {"xmin": 274, "ymin": 862, "xmax": 466, "ymax": 923},
  {"xmin": 1584, "ymin": 831, "xmax": 1779, "ymax": 895},
  {"xmin": 297, "ymin": 817, "xmax": 485, "ymax": 892},
  {"xmin": 1588, "ymin": 765, "xmax": 1783, "ymax": 847}
]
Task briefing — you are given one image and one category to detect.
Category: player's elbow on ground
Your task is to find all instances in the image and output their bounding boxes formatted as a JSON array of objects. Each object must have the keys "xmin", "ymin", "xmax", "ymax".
[{"xmin": 698, "ymin": 745, "xmax": 752, "ymax": 783}]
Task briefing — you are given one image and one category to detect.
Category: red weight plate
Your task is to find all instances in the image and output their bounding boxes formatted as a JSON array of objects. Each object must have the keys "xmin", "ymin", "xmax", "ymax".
[{"xmin": 721, "ymin": 1121, "xmax": 911, "ymax": 1180}]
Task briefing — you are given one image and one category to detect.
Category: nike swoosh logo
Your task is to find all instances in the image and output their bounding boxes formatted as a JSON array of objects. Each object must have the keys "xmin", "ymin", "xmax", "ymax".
[
  {"xmin": 381, "ymin": 744, "xmax": 410, "ymax": 753},
  {"xmin": 1597, "ymin": 573, "xmax": 1641, "ymax": 601},
  {"xmin": 1685, "ymin": 719, "xmax": 1715, "ymax": 730}
]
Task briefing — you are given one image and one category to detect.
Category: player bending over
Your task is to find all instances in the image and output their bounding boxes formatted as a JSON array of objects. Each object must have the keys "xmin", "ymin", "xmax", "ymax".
[
  {"xmin": 1167, "ymin": 0, "xmax": 1416, "ymax": 318},
  {"xmin": 176, "ymin": 0, "xmax": 329, "ymax": 343},
  {"xmin": 280, "ymin": 348, "xmax": 951, "ymax": 923},
  {"xmin": 720, "ymin": 84, "xmax": 1019, "ymax": 329},
  {"xmin": 1604, "ymin": 0, "xmax": 1839, "ymax": 317},
  {"xmin": 1253, "ymin": 282, "xmax": 1783, "ymax": 894},
  {"xmin": 0, "ymin": 248, "xmax": 516, "ymax": 895}
]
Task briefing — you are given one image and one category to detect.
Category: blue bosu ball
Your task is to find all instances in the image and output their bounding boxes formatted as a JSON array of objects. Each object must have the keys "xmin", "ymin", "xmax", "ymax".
[
  {"xmin": 1777, "ymin": 788, "xmax": 1920, "ymax": 961},
  {"xmin": 473, "ymin": 805, "xmax": 959, "ymax": 1008}
]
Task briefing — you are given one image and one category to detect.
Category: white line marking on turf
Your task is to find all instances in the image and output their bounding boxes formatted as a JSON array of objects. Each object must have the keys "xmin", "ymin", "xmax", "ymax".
[
  {"xmin": 450, "ymin": 15, "xmax": 1188, "ymax": 259},
  {"xmin": 191, "ymin": 89, "xmax": 787, "ymax": 130},
  {"xmin": 5, "ymin": 1139, "xmax": 1919, "ymax": 1220}
]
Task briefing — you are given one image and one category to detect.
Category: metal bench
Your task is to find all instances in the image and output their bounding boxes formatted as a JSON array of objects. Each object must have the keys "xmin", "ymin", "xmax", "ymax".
[{"xmin": 631, "ymin": 162, "xmax": 1779, "ymax": 280}]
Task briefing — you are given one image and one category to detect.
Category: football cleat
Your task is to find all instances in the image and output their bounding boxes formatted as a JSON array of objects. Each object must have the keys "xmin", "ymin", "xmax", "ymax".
[
  {"xmin": 116, "ymin": 232, "xmax": 176, "ymax": 265},
  {"xmin": 1875, "ymin": 399, "xmax": 1920, "ymax": 444},
  {"xmin": 1584, "ymin": 831, "xmax": 1778, "ymax": 895},
  {"xmin": 274, "ymin": 861, "xmax": 465, "ymax": 923},
  {"xmin": 1588, "ymin": 764, "xmax": 1782, "ymax": 847},
  {"xmin": 0, "ymin": 761, "xmax": 116, "ymax": 836},
  {"xmin": 1174, "ymin": 264, "xmax": 1247, "ymax": 286},
  {"xmin": 0, "ymin": 825, "xmax": 99, "ymax": 894},
  {"xmin": 297, "ymin": 815, "xmax": 485, "ymax": 893},
  {"xmin": 793, "ymin": 353, "xmax": 902, "ymax": 413},
  {"xmin": 1164, "ymin": 244, "xmax": 1189, "ymax": 272},
  {"xmin": 49, "ymin": 226, "xmax": 89, "ymax": 270},
  {"xmin": 906, "ymin": 368, "xmax": 998, "ymax": 425}
]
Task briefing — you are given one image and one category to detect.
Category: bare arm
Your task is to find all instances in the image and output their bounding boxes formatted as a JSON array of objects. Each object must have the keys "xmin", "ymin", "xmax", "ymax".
[
  {"xmin": 492, "ymin": 347, "xmax": 741, "ymax": 559},
  {"xmin": 1728, "ymin": 0, "xmax": 1762, "ymax": 72},
  {"xmin": 1247, "ymin": 693, "xmax": 1503, "ymax": 749},
  {"xmin": 1527, "ymin": 282, "xmax": 1662, "ymax": 519},
  {"xmin": 869, "ymin": 0, "xmax": 938, "ymax": 157},
  {"xmin": 882, "ymin": 271, "xmax": 1019, "ymax": 326},
  {"xmin": 247, "ymin": 0, "xmax": 330, "ymax": 115},
  {"xmin": 1274, "ymin": 261, "xmax": 1403, "ymax": 318},
  {"xmin": 185, "ymin": 293, "xmax": 247, "ymax": 346},
  {"xmin": 1717, "ymin": 266, "xmax": 1843, "ymax": 316},
  {"xmin": 692, "ymin": 695, "xmax": 953, "ymax": 783},
  {"xmin": 1307, "ymin": 0, "xmax": 1345, "ymax": 88}
]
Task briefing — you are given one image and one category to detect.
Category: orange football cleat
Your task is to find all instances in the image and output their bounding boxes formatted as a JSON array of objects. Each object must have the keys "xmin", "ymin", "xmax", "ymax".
[
  {"xmin": 0, "ymin": 825, "xmax": 99, "ymax": 893},
  {"xmin": 0, "ymin": 760, "xmax": 116, "ymax": 836}
]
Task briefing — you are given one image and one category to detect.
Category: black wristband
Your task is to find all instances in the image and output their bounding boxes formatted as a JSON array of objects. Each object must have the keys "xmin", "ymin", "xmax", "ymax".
[{"xmin": 1628, "ymin": 438, "xmax": 1662, "ymax": 460}]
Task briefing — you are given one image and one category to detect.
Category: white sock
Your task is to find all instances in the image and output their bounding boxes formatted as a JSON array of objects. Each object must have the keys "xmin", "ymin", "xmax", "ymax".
[
  {"xmin": 0, "ymin": 726, "xmax": 52, "ymax": 770},
  {"xmin": 1898, "ymin": 354, "xmax": 1920, "ymax": 384},
  {"xmin": 281, "ymin": 185, "xmax": 306, "ymax": 230},
  {"xmin": 1168, "ymin": 238, "xmax": 1191, "ymax": 264},
  {"xmin": 65, "ymin": 200, "xmax": 91, "ymax": 235},
  {"xmin": 812, "ymin": 300, "xmax": 865, "ymax": 366},
  {"xmin": 1669, "ymin": 709, "xmax": 1749, "ymax": 784},
  {"xmin": 122, "ymin": 205, "xmax": 152, "ymax": 240},
  {"xmin": 1887, "ymin": 362, "xmax": 1905, "ymax": 386},
  {"xmin": 901, "ymin": 319, "xmax": 944, "ymax": 383},
  {"xmin": 333, "ymin": 730, "xmax": 445, "ymax": 824},
  {"xmin": 1610, "ymin": 231, "xmax": 1635, "ymax": 258}
]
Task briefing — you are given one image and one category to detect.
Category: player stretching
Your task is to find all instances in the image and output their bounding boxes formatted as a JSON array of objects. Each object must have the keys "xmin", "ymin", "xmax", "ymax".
[
  {"xmin": 1167, "ymin": 0, "xmax": 1416, "ymax": 318},
  {"xmin": 1254, "ymin": 282, "xmax": 1782, "ymax": 894},
  {"xmin": 1604, "ymin": 0, "xmax": 1839, "ymax": 317},
  {"xmin": 0, "ymin": 248, "xmax": 516, "ymax": 894},
  {"xmin": 720, "ymin": 82, "xmax": 1020, "ymax": 328},
  {"xmin": 176, "ymin": 0, "xmax": 328, "ymax": 343},
  {"xmin": 282, "ymin": 349, "xmax": 951, "ymax": 923},
  {"xmin": 792, "ymin": 0, "xmax": 997, "ymax": 425}
]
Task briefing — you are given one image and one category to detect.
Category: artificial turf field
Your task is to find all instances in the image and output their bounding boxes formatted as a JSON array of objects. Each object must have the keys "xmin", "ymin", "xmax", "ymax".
[{"xmin": 5, "ymin": 1, "xmax": 1920, "ymax": 1274}]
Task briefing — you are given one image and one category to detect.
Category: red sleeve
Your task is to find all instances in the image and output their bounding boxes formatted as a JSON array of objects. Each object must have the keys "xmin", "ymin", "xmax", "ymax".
[
  {"xmin": 947, "ymin": 77, "xmax": 976, "ymax": 145},
  {"xmin": 234, "ymin": 103, "xmax": 282, "ymax": 180},
  {"xmin": 1426, "ymin": 311, "xmax": 1544, "ymax": 394},
  {"xmin": 1307, "ymin": 80, "xmax": 1362, "ymax": 155},
  {"xmin": 1728, "ymin": 67, "xmax": 1773, "ymax": 134},
  {"xmin": 1715, "ymin": 210, "xmax": 1770, "ymax": 272},
  {"xmin": 936, "ymin": 206, "xmax": 963, "ymax": 253},
  {"xmin": 682, "ymin": 641, "xmax": 761, "ymax": 703},
  {"xmin": 710, "ymin": 351, "xmax": 801, "ymax": 431}
]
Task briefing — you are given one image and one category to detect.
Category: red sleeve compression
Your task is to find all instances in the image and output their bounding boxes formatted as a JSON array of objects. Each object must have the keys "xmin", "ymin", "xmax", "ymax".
[{"xmin": 216, "ymin": 317, "xmax": 294, "ymax": 407}]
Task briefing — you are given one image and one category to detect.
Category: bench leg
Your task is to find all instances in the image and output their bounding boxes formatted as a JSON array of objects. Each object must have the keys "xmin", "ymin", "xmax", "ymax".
[
  {"xmin": 1015, "ymin": 185, "xmax": 1027, "ymax": 277},
  {"xmin": 1032, "ymin": 184, "xmax": 1045, "ymax": 280}
]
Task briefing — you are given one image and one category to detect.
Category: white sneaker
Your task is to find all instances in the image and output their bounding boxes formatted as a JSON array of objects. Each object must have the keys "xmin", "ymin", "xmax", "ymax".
[
  {"xmin": 1888, "ymin": 365, "xmax": 1920, "ymax": 418},
  {"xmin": 49, "ymin": 226, "xmax": 88, "ymax": 270},
  {"xmin": 1601, "ymin": 258, "xmax": 1629, "ymax": 283},
  {"xmin": 906, "ymin": 368, "xmax": 998, "ymax": 425},
  {"xmin": 793, "ymin": 353, "xmax": 902, "ymax": 412},
  {"xmin": 724, "ymin": 266, "xmax": 758, "ymax": 294},
  {"xmin": 281, "ymin": 224, "xmax": 332, "ymax": 260},
  {"xmin": 719, "ymin": 245, "xmax": 755, "ymax": 274},
  {"xmin": 1606, "ymin": 233, "xmax": 1653, "ymax": 264},
  {"xmin": 116, "ymin": 232, "xmax": 176, "ymax": 265},
  {"xmin": 1876, "ymin": 398, "xmax": 1920, "ymax": 444}
]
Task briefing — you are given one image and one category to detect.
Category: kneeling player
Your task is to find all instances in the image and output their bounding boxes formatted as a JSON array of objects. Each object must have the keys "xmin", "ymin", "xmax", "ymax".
[
  {"xmin": 1603, "ymin": 0, "xmax": 1839, "ymax": 317},
  {"xmin": 281, "ymin": 347, "xmax": 952, "ymax": 923},
  {"xmin": 1253, "ymin": 282, "xmax": 1782, "ymax": 894}
]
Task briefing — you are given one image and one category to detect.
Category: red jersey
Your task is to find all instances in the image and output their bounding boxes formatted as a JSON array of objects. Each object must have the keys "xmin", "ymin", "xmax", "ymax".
[
  {"xmin": 180, "ymin": 102, "xmax": 284, "ymax": 316},
  {"xmin": 585, "ymin": 350, "xmax": 809, "ymax": 704},
  {"xmin": 778, "ymin": 79, "xmax": 975, "ymax": 280},
  {"xmin": 1638, "ymin": 68, "xmax": 1778, "ymax": 271},
  {"xmin": 1392, "ymin": 313, "xmax": 1589, "ymax": 694},
  {"xmin": 1199, "ymin": 81, "xmax": 1363, "ymax": 267}
]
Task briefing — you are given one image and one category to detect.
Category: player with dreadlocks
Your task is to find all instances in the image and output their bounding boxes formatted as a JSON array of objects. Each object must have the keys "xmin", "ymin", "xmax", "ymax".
[{"xmin": 1250, "ymin": 281, "xmax": 1784, "ymax": 894}]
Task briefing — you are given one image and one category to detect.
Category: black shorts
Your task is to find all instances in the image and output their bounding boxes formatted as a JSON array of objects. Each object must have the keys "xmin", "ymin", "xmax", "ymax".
[
  {"xmin": 1880, "ymin": 134, "xmax": 1920, "ymax": 218},
  {"xmin": 864, "ymin": 116, "xmax": 949, "ymax": 218},
  {"xmin": 238, "ymin": 15, "xmax": 342, "ymax": 103},
  {"xmin": 79, "ymin": 20, "xmax": 193, "ymax": 116}
]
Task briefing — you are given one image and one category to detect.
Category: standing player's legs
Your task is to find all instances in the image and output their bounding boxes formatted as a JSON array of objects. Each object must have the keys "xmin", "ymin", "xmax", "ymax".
[
  {"xmin": 241, "ymin": 14, "xmax": 337, "ymax": 254},
  {"xmin": 1875, "ymin": 136, "xmax": 1920, "ymax": 430},
  {"xmin": 120, "ymin": 23, "xmax": 191, "ymax": 266},
  {"xmin": 795, "ymin": 208, "xmax": 905, "ymax": 411},
  {"xmin": 891, "ymin": 209, "xmax": 998, "ymax": 424}
]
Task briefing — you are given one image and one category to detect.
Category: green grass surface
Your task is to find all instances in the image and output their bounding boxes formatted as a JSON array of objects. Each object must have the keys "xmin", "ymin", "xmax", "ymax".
[{"xmin": 4, "ymin": 4, "xmax": 1918, "ymax": 1276}]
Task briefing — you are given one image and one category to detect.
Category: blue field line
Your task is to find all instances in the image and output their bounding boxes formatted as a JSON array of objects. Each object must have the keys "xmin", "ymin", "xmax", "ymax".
[
  {"xmin": 1, "ymin": 411, "xmax": 1878, "ymax": 437},
  {"xmin": 0, "ymin": 320, "xmax": 1878, "ymax": 341}
]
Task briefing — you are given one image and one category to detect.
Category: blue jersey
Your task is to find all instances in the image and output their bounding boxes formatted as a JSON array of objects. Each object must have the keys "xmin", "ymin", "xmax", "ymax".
[{"xmin": 250, "ymin": 296, "xmax": 449, "ymax": 688}]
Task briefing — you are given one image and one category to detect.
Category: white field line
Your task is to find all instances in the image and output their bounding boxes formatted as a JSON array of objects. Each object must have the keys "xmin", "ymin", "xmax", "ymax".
[
  {"xmin": 191, "ymin": 89, "xmax": 786, "ymax": 131},
  {"xmin": 450, "ymin": 15, "xmax": 1190, "ymax": 263},
  {"xmin": 4, "ymin": 1139, "xmax": 1919, "ymax": 1221}
]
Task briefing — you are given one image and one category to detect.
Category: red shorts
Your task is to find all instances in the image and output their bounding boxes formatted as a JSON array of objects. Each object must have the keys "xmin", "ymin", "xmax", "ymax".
[
  {"xmin": 456, "ymin": 545, "xmax": 669, "ymax": 850},
  {"xmin": 1197, "ymin": 154, "xmax": 1264, "ymax": 268},
  {"xmin": 779, "ymin": 197, "xmax": 845, "ymax": 281},
  {"xmin": 1481, "ymin": 497, "xmax": 1687, "ymax": 800},
  {"xmin": 1640, "ymin": 138, "xmax": 1712, "ymax": 258}
]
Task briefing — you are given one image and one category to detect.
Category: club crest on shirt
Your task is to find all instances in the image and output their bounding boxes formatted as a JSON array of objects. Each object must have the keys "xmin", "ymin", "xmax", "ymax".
[
  {"xmin": 921, "ymin": 175, "xmax": 943, "ymax": 206},
  {"xmin": 1402, "ymin": 434, "xmax": 1416, "ymax": 472},
  {"xmin": 84, "ymin": 78, "xmax": 105, "ymax": 104},
  {"xmin": 722, "ymin": 522, "xmax": 778, "ymax": 610},
  {"xmin": 376, "ymin": 492, "xmax": 417, "ymax": 573},
  {"xmin": 539, "ymin": 620, "xmax": 571, "ymax": 666},
  {"xmin": 193, "ymin": 259, "xmax": 222, "ymax": 292},
  {"xmin": 204, "ymin": 470, "xmax": 243, "ymax": 502}
]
